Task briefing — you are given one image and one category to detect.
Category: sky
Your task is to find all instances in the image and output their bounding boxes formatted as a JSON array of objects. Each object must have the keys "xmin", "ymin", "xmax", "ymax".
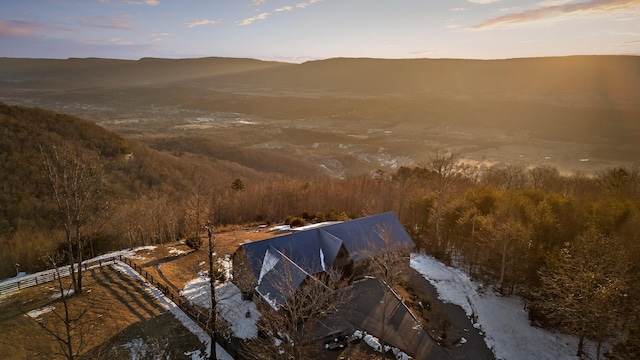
[{"xmin": 1, "ymin": 0, "xmax": 639, "ymax": 62}]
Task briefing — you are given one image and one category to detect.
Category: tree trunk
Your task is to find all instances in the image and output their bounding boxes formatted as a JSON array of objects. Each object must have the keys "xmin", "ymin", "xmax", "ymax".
[
  {"xmin": 75, "ymin": 221, "xmax": 83, "ymax": 294},
  {"xmin": 500, "ymin": 238, "xmax": 507, "ymax": 294},
  {"xmin": 577, "ymin": 334, "xmax": 585, "ymax": 358},
  {"xmin": 66, "ymin": 229, "xmax": 78, "ymax": 293},
  {"xmin": 380, "ymin": 285, "xmax": 387, "ymax": 360},
  {"xmin": 207, "ymin": 226, "xmax": 217, "ymax": 360},
  {"xmin": 63, "ymin": 294, "xmax": 74, "ymax": 360},
  {"xmin": 435, "ymin": 192, "xmax": 444, "ymax": 249}
]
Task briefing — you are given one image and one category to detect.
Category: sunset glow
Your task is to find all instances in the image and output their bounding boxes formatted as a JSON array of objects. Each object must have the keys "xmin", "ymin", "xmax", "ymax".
[{"xmin": 1, "ymin": 0, "xmax": 639, "ymax": 61}]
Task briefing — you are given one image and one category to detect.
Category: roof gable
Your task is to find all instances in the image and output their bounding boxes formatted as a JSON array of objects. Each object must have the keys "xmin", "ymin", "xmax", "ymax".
[{"xmin": 256, "ymin": 246, "xmax": 311, "ymax": 309}]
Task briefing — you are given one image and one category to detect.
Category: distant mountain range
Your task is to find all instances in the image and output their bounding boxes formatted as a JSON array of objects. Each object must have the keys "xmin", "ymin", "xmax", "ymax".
[{"xmin": 1, "ymin": 55, "xmax": 638, "ymax": 103}]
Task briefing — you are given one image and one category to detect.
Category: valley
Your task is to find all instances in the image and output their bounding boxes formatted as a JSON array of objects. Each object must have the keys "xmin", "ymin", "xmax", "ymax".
[{"xmin": 1, "ymin": 56, "xmax": 638, "ymax": 178}]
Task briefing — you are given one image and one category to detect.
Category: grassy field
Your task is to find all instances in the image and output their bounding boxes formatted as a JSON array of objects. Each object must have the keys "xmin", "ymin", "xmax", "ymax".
[{"xmin": 0, "ymin": 265, "xmax": 204, "ymax": 359}]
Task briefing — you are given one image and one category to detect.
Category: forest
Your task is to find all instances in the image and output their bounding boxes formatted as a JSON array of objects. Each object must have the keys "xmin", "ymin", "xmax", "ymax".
[{"xmin": 1, "ymin": 101, "xmax": 639, "ymax": 359}]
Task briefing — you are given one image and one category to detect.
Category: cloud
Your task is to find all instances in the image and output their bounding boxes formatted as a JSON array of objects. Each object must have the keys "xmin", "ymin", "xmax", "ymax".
[
  {"xmin": 236, "ymin": 0, "xmax": 320, "ymax": 26},
  {"xmin": 451, "ymin": 7, "xmax": 469, "ymax": 11},
  {"xmin": 125, "ymin": 0, "xmax": 158, "ymax": 5},
  {"xmin": 296, "ymin": 0, "xmax": 322, "ymax": 9},
  {"xmin": 0, "ymin": 20, "xmax": 47, "ymax": 38},
  {"xmin": 236, "ymin": 12, "xmax": 270, "ymax": 26},
  {"xmin": 100, "ymin": 0, "xmax": 159, "ymax": 5},
  {"xmin": 412, "ymin": 49, "xmax": 441, "ymax": 56},
  {"xmin": 250, "ymin": 0, "xmax": 266, "ymax": 5},
  {"xmin": 185, "ymin": 19, "xmax": 220, "ymax": 28},
  {"xmin": 536, "ymin": 0, "xmax": 575, "ymax": 5},
  {"xmin": 150, "ymin": 32, "xmax": 169, "ymax": 42},
  {"xmin": 468, "ymin": 0, "xmax": 504, "ymax": 4},
  {"xmin": 108, "ymin": 37, "xmax": 133, "ymax": 45},
  {"xmin": 473, "ymin": 0, "xmax": 640, "ymax": 29}
]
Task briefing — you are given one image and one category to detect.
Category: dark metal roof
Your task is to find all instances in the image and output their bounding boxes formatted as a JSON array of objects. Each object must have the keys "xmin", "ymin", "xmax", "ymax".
[
  {"xmin": 237, "ymin": 212, "xmax": 414, "ymax": 307},
  {"xmin": 321, "ymin": 211, "xmax": 413, "ymax": 262}
]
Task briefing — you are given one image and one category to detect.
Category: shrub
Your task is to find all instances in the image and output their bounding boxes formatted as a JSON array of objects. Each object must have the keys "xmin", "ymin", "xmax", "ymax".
[
  {"xmin": 212, "ymin": 266, "xmax": 227, "ymax": 283},
  {"xmin": 185, "ymin": 236, "xmax": 203, "ymax": 251},
  {"xmin": 289, "ymin": 217, "xmax": 306, "ymax": 228}
]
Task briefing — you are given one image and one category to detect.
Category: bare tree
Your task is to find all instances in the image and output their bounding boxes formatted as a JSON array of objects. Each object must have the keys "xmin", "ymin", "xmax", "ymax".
[
  {"xmin": 41, "ymin": 141, "xmax": 106, "ymax": 294},
  {"xmin": 247, "ymin": 264, "xmax": 345, "ymax": 360},
  {"xmin": 528, "ymin": 166, "xmax": 562, "ymax": 193},
  {"xmin": 428, "ymin": 149, "xmax": 463, "ymax": 252},
  {"xmin": 358, "ymin": 226, "xmax": 411, "ymax": 359},
  {"xmin": 186, "ymin": 177, "xmax": 212, "ymax": 239},
  {"xmin": 205, "ymin": 223, "xmax": 218, "ymax": 360},
  {"xmin": 23, "ymin": 253, "xmax": 98, "ymax": 360}
]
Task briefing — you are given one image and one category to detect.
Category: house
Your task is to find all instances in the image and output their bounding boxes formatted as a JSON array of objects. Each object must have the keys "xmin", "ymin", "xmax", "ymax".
[
  {"xmin": 231, "ymin": 212, "xmax": 452, "ymax": 359},
  {"xmin": 231, "ymin": 211, "xmax": 414, "ymax": 309}
]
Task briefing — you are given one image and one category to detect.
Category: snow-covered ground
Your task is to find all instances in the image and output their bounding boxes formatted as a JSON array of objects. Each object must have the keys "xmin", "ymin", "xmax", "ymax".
[
  {"xmin": 410, "ymin": 253, "xmax": 580, "ymax": 360},
  {"xmin": 182, "ymin": 272, "xmax": 261, "ymax": 340}
]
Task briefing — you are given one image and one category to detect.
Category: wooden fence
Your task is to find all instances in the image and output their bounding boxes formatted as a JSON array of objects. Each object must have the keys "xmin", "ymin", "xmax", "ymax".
[
  {"xmin": 0, "ymin": 256, "xmax": 118, "ymax": 295},
  {"xmin": 0, "ymin": 255, "xmax": 249, "ymax": 360}
]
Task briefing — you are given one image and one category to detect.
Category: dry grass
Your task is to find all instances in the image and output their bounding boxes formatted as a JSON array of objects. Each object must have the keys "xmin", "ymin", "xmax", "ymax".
[
  {"xmin": 0, "ymin": 265, "xmax": 203, "ymax": 359},
  {"xmin": 135, "ymin": 225, "xmax": 276, "ymax": 291}
]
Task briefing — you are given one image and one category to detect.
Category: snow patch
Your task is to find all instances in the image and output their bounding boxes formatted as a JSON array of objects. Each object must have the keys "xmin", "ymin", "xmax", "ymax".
[
  {"xmin": 269, "ymin": 225, "xmax": 291, "ymax": 232},
  {"xmin": 319, "ymin": 248, "xmax": 326, "ymax": 271},
  {"xmin": 25, "ymin": 305, "xmax": 55, "ymax": 319},
  {"xmin": 218, "ymin": 255, "xmax": 232, "ymax": 281},
  {"xmin": 182, "ymin": 274, "xmax": 261, "ymax": 339},
  {"xmin": 50, "ymin": 289, "xmax": 75, "ymax": 299},
  {"xmin": 168, "ymin": 247, "xmax": 187, "ymax": 256},
  {"xmin": 410, "ymin": 253, "xmax": 580, "ymax": 360},
  {"xmin": 122, "ymin": 338, "xmax": 149, "ymax": 360},
  {"xmin": 258, "ymin": 248, "xmax": 279, "ymax": 284},
  {"xmin": 353, "ymin": 330, "xmax": 411, "ymax": 360}
]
